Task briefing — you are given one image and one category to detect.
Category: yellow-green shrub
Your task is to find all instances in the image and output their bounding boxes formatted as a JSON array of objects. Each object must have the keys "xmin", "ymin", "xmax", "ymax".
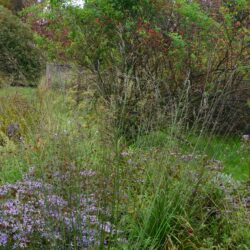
[{"xmin": 0, "ymin": 6, "xmax": 44, "ymax": 86}]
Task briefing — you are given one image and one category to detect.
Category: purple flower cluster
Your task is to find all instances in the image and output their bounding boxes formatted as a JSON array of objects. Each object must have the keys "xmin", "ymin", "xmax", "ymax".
[
  {"xmin": 0, "ymin": 233, "xmax": 8, "ymax": 247},
  {"xmin": 0, "ymin": 169, "xmax": 115, "ymax": 249}
]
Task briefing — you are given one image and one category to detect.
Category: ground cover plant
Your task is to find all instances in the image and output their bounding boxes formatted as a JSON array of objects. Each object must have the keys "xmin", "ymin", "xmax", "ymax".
[{"xmin": 0, "ymin": 0, "xmax": 250, "ymax": 249}]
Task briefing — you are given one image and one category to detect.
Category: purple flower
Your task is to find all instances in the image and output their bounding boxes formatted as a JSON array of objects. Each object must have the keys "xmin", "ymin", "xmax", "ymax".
[
  {"xmin": 101, "ymin": 221, "xmax": 112, "ymax": 233},
  {"xmin": 0, "ymin": 233, "xmax": 8, "ymax": 246},
  {"xmin": 0, "ymin": 167, "xmax": 116, "ymax": 249},
  {"xmin": 121, "ymin": 151, "xmax": 129, "ymax": 157},
  {"xmin": 47, "ymin": 195, "xmax": 68, "ymax": 207},
  {"xmin": 3, "ymin": 200, "xmax": 19, "ymax": 216},
  {"xmin": 80, "ymin": 169, "xmax": 96, "ymax": 177}
]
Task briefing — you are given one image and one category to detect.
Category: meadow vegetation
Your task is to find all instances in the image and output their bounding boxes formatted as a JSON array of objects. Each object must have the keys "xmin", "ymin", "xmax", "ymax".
[
  {"xmin": 0, "ymin": 0, "xmax": 249, "ymax": 249},
  {"xmin": 0, "ymin": 84, "xmax": 249, "ymax": 249}
]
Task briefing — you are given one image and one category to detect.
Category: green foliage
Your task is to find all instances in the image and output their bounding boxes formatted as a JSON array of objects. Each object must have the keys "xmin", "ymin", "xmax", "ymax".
[{"xmin": 0, "ymin": 6, "xmax": 44, "ymax": 86}]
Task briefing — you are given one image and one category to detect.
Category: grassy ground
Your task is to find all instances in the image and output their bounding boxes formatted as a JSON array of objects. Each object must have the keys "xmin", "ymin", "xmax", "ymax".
[
  {"xmin": 0, "ymin": 86, "xmax": 36, "ymax": 100},
  {"xmin": 0, "ymin": 86, "xmax": 249, "ymax": 249},
  {"xmin": 190, "ymin": 135, "xmax": 249, "ymax": 181}
]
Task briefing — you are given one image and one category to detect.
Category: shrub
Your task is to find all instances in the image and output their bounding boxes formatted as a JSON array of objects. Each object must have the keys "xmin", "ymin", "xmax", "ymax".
[
  {"xmin": 64, "ymin": 0, "xmax": 250, "ymax": 138},
  {"xmin": 24, "ymin": 0, "xmax": 250, "ymax": 137},
  {"xmin": 0, "ymin": 6, "xmax": 44, "ymax": 86}
]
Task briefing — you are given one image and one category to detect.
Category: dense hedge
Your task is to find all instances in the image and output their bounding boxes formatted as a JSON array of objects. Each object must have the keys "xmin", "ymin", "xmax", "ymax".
[{"xmin": 0, "ymin": 5, "xmax": 44, "ymax": 86}]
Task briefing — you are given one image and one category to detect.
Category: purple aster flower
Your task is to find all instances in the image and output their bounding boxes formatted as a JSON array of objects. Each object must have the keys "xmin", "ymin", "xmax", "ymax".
[
  {"xmin": 0, "ymin": 233, "xmax": 8, "ymax": 246},
  {"xmin": 3, "ymin": 200, "xmax": 19, "ymax": 216}
]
